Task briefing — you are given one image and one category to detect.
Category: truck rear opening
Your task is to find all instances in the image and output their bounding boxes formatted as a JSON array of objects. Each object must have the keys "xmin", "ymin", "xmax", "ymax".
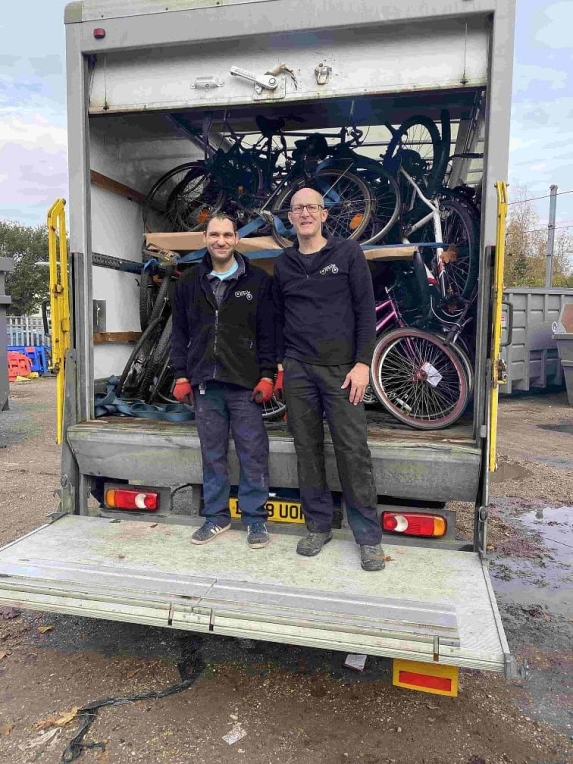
[{"xmin": 0, "ymin": 0, "xmax": 519, "ymax": 691}]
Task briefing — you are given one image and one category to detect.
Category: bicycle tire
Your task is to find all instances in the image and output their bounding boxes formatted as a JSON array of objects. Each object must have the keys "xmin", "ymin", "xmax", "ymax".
[
  {"xmin": 384, "ymin": 115, "xmax": 443, "ymax": 191},
  {"xmin": 137, "ymin": 315, "xmax": 173, "ymax": 401},
  {"xmin": 149, "ymin": 355, "xmax": 177, "ymax": 405},
  {"xmin": 270, "ymin": 167, "xmax": 374, "ymax": 248},
  {"xmin": 143, "ymin": 162, "xmax": 225, "ymax": 232},
  {"xmin": 370, "ymin": 327, "xmax": 469, "ymax": 430},
  {"xmin": 449, "ymin": 340, "xmax": 474, "ymax": 396},
  {"xmin": 139, "ymin": 268, "xmax": 155, "ymax": 331},
  {"xmin": 355, "ymin": 166, "xmax": 401, "ymax": 245},
  {"xmin": 434, "ymin": 197, "xmax": 480, "ymax": 300},
  {"xmin": 116, "ymin": 316, "xmax": 165, "ymax": 399},
  {"xmin": 147, "ymin": 264, "xmax": 175, "ymax": 326}
]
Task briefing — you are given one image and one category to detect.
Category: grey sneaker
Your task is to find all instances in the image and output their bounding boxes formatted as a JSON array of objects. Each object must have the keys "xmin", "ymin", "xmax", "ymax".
[
  {"xmin": 296, "ymin": 530, "xmax": 333, "ymax": 557},
  {"xmin": 190, "ymin": 520, "xmax": 231, "ymax": 545},
  {"xmin": 246, "ymin": 522, "xmax": 270, "ymax": 549},
  {"xmin": 360, "ymin": 543, "xmax": 386, "ymax": 571}
]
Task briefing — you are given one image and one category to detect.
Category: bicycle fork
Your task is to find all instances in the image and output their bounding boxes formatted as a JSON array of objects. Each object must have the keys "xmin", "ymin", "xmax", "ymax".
[{"xmin": 398, "ymin": 167, "xmax": 449, "ymax": 300}]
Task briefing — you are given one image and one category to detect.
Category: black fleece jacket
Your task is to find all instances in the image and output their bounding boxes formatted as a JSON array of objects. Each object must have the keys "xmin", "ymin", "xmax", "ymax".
[
  {"xmin": 272, "ymin": 237, "xmax": 376, "ymax": 366},
  {"xmin": 170, "ymin": 252, "xmax": 276, "ymax": 389}
]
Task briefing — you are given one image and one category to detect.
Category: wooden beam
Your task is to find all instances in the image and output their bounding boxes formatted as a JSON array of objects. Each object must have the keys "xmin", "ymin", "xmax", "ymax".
[
  {"xmin": 93, "ymin": 331, "xmax": 142, "ymax": 344},
  {"xmin": 90, "ymin": 170, "xmax": 147, "ymax": 205}
]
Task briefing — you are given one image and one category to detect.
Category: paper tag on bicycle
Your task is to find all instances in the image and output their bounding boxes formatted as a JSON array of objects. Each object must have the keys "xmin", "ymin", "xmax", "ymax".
[{"xmin": 422, "ymin": 362, "xmax": 443, "ymax": 387}]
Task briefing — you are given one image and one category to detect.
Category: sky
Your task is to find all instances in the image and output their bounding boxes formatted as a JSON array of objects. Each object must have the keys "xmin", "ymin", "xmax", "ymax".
[{"xmin": 1, "ymin": 0, "xmax": 572, "ymax": 233}]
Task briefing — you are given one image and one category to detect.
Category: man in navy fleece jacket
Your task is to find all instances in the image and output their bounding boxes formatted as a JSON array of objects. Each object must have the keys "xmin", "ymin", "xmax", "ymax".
[{"xmin": 272, "ymin": 188, "xmax": 385, "ymax": 571}]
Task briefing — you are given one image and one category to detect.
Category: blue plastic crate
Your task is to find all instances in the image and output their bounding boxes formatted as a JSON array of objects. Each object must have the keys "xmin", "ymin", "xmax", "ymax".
[{"xmin": 7, "ymin": 345, "xmax": 51, "ymax": 374}]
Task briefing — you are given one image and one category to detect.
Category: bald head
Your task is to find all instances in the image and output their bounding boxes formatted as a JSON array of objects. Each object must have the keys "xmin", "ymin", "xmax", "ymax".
[{"xmin": 290, "ymin": 187, "xmax": 324, "ymax": 207}]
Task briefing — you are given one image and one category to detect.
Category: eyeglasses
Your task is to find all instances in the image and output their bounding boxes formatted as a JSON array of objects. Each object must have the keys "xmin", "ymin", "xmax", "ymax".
[{"xmin": 289, "ymin": 204, "xmax": 324, "ymax": 215}]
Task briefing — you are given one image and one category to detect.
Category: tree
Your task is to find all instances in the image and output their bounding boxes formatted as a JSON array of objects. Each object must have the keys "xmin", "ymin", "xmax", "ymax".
[
  {"xmin": 504, "ymin": 186, "xmax": 573, "ymax": 287},
  {"xmin": 0, "ymin": 221, "xmax": 50, "ymax": 315}
]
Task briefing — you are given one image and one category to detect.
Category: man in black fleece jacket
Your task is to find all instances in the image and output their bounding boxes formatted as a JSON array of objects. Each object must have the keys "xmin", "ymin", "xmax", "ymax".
[
  {"xmin": 272, "ymin": 188, "xmax": 385, "ymax": 571},
  {"xmin": 170, "ymin": 213, "xmax": 276, "ymax": 549}
]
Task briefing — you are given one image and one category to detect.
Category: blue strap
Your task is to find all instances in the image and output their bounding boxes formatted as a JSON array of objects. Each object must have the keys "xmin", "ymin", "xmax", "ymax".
[{"xmin": 94, "ymin": 378, "xmax": 194, "ymax": 422}]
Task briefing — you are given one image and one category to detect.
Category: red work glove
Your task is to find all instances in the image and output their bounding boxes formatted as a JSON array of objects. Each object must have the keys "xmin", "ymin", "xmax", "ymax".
[
  {"xmin": 173, "ymin": 379, "xmax": 193, "ymax": 405},
  {"xmin": 251, "ymin": 378, "xmax": 274, "ymax": 404},
  {"xmin": 273, "ymin": 370, "xmax": 285, "ymax": 402}
]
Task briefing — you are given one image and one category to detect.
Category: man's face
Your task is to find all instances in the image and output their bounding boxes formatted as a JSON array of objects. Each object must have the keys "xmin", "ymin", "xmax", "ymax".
[
  {"xmin": 204, "ymin": 217, "xmax": 239, "ymax": 266},
  {"xmin": 288, "ymin": 189, "xmax": 328, "ymax": 240}
]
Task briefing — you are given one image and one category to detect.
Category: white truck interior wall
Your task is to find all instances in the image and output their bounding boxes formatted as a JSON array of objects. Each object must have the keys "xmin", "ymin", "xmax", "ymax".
[
  {"xmin": 90, "ymin": 122, "xmax": 145, "ymax": 379},
  {"xmin": 88, "ymin": 17, "xmax": 489, "ymax": 114}
]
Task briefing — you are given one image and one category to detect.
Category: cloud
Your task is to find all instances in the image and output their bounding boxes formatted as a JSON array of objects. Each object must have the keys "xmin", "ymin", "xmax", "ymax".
[
  {"xmin": 0, "ymin": 114, "xmax": 68, "ymax": 221},
  {"xmin": 534, "ymin": 1, "xmax": 573, "ymax": 49},
  {"xmin": 513, "ymin": 63, "xmax": 567, "ymax": 97}
]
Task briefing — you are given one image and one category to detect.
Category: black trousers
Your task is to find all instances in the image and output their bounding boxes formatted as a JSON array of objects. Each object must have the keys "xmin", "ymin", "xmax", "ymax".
[{"xmin": 283, "ymin": 357, "xmax": 382, "ymax": 545}]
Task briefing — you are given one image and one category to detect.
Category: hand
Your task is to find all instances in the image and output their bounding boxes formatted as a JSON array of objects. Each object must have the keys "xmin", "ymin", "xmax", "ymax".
[
  {"xmin": 273, "ymin": 370, "xmax": 285, "ymax": 402},
  {"xmin": 173, "ymin": 379, "xmax": 193, "ymax": 405},
  {"xmin": 251, "ymin": 378, "xmax": 274, "ymax": 404},
  {"xmin": 341, "ymin": 363, "xmax": 370, "ymax": 405}
]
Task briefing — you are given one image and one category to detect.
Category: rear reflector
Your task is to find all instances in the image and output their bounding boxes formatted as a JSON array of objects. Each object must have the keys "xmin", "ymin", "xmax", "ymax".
[
  {"xmin": 382, "ymin": 512, "xmax": 446, "ymax": 537},
  {"xmin": 393, "ymin": 659, "xmax": 458, "ymax": 696},
  {"xmin": 105, "ymin": 488, "xmax": 159, "ymax": 511}
]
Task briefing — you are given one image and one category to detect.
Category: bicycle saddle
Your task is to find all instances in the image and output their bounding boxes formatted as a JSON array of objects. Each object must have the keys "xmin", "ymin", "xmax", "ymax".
[{"xmin": 256, "ymin": 114, "xmax": 286, "ymax": 138}]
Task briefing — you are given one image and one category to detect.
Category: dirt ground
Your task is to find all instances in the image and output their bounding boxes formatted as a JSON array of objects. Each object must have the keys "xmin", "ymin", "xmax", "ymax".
[{"xmin": 0, "ymin": 377, "xmax": 572, "ymax": 764}]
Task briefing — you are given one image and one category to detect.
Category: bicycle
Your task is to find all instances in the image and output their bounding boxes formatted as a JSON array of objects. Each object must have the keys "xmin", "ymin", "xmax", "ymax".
[{"xmin": 366, "ymin": 251, "xmax": 475, "ymax": 429}]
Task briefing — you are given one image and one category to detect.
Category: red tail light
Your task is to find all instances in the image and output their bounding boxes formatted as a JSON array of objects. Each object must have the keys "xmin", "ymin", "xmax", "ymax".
[
  {"xmin": 382, "ymin": 512, "xmax": 446, "ymax": 537},
  {"xmin": 105, "ymin": 488, "xmax": 159, "ymax": 511}
]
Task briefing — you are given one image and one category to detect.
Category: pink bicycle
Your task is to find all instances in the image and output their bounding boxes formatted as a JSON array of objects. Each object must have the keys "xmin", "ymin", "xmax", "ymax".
[{"xmin": 366, "ymin": 255, "xmax": 474, "ymax": 429}]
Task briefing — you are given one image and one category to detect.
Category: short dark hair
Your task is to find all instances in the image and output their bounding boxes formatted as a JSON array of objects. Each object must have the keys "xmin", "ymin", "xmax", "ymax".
[{"xmin": 204, "ymin": 212, "xmax": 238, "ymax": 233}]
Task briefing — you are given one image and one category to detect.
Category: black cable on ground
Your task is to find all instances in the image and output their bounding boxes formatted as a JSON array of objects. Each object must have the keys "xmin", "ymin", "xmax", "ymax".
[{"xmin": 61, "ymin": 639, "xmax": 205, "ymax": 763}]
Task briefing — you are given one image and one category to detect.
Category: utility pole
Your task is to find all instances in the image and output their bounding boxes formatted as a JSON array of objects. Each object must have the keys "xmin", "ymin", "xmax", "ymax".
[{"xmin": 545, "ymin": 184, "xmax": 558, "ymax": 288}]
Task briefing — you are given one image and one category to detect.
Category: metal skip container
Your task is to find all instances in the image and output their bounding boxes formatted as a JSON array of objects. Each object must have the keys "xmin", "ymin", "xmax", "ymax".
[{"xmin": 553, "ymin": 303, "xmax": 573, "ymax": 405}]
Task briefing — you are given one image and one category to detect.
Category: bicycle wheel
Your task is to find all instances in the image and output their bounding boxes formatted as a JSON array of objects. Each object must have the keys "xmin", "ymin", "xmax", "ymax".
[
  {"xmin": 137, "ymin": 315, "xmax": 173, "ymax": 401},
  {"xmin": 139, "ymin": 268, "xmax": 155, "ymax": 331},
  {"xmin": 116, "ymin": 316, "xmax": 165, "ymax": 399},
  {"xmin": 370, "ymin": 327, "xmax": 469, "ymax": 430},
  {"xmin": 432, "ymin": 197, "xmax": 480, "ymax": 300},
  {"xmin": 271, "ymin": 167, "xmax": 374, "ymax": 247},
  {"xmin": 356, "ymin": 166, "xmax": 401, "ymax": 245},
  {"xmin": 384, "ymin": 115, "xmax": 444, "ymax": 191},
  {"xmin": 262, "ymin": 395, "xmax": 287, "ymax": 421},
  {"xmin": 143, "ymin": 162, "xmax": 225, "ymax": 232}
]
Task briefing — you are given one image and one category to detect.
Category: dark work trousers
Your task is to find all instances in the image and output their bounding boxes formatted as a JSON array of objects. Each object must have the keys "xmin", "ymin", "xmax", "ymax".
[
  {"xmin": 193, "ymin": 381, "xmax": 269, "ymax": 527},
  {"xmin": 283, "ymin": 357, "xmax": 382, "ymax": 546}
]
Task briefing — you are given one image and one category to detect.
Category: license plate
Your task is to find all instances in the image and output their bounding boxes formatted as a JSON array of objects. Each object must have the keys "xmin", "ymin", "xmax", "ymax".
[{"xmin": 229, "ymin": 497, "xmax": 304, "ymax": 524}]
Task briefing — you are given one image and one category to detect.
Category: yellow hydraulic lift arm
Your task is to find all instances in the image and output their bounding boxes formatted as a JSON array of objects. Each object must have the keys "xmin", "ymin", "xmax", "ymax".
[
  {"xmin": 488, "ymin": 181, "xmax": 509, "ymax": 472},
  {"xmin": 46, "ymin": 199, "xmax": 71, "ymax": 445}
]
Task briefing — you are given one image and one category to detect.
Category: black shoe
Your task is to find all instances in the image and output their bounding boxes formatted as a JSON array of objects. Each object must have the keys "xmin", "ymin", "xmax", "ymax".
[
  {"xmin": 247, "ymin": 522, "xmax": 270, "ymax": 549},
  {"xmin": 296, "ymin": 530, "xmax": 333, "ymax": 557},
  {"xmin": 190, "ymin": 520, "xmax": 231, "ymax": 545},
  {"xmin": 360, "ymin": 543, "xmax": 386, "ymax": 571}
]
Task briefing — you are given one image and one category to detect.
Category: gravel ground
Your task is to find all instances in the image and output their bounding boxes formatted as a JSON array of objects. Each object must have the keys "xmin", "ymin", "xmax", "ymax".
[{"xmin": 0, "ymin": 377, "xmax": 572, "ymax": 764}]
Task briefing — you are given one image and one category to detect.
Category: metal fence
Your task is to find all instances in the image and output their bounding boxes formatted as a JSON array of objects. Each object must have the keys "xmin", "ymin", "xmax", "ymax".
[{"xmin": 6, "ymin": 316, "xmax": 48, "ymax": 347}]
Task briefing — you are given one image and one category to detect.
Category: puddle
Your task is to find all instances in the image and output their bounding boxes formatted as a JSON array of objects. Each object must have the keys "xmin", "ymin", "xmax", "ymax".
[
  {"xmin": 491, "ymin": 506, "xmax": 573, "ymax": 620},
  {"xmin": 489, "ymin": 461, "xmax": 534, "ymax": 483},
  {"xmin": 537, "ymin": 423, "xmax": 573, "ymax": 435}
]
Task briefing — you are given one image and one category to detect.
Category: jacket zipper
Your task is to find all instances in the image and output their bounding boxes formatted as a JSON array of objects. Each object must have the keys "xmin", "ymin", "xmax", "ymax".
[{"xmin": 213, "ymin": 308, "xmax": 219, "ymax": 378}]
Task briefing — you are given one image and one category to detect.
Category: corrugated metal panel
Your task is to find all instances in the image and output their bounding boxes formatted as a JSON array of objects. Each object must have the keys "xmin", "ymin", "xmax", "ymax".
[{"xmin": 501, "ymin": 288, "xmax": 573, "ymax": 394}]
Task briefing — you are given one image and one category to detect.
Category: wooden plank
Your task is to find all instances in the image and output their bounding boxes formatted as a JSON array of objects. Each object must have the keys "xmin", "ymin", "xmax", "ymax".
[
  {"xmin": 90, "ymin": 170, "xmax": 147, "ymax": 204},
  {"xmin": 93, "ymin": 331, "xmax": 142, "ymax": 344}
]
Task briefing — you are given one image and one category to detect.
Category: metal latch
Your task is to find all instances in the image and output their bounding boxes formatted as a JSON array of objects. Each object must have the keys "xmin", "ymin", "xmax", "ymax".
[
  {"xmin": 191, "ymin": 76, "xmax": 224, "ymax": 90},
  {"xmin": 230, "ymin": 66, "xmax": 278, "ymax": 93},
  {"xmin": 315, "ymin": 62, "xmax": 332, "ymax": 85},
  {"xmin": 494, "ymin": 357, "xmax": 507, "ymax": 386}
]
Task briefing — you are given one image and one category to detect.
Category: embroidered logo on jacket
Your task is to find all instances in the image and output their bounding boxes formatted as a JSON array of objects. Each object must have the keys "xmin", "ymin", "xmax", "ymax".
[
  {"xmin": 235, "ymin": 290, "xmax": 253, "ymax": 301},
  {"xmin": 319, "ymin": 263, "xmax": 339, "ymax": 275}
]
